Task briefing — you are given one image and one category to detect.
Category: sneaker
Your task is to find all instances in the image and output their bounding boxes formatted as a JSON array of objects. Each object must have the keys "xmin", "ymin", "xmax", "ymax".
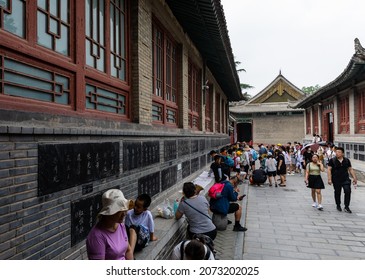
[
  {"xmin": 336, "ymin": 205, "xmax": 342, "ymax": 212},
  {"xmin": 317, "ymin": 204, "xmax": 323, "ymax": 211},
  {"xmin": 227, "ymin": 220, "xmax": 233, "ymax": 225},
  {"xmin": 233, "ymin": 225, "xmax": 248, "ymax": 232},
  {"xmin": 275, "ymin": 183, "xmax": 278, "ymax": 188},
  {"xmin": 312, "ymin": 202, "xmax": 318, "ymax": 208},
  {"xmin": 344, "ymin": 207, "xmax": 352, "ymax": 213}
]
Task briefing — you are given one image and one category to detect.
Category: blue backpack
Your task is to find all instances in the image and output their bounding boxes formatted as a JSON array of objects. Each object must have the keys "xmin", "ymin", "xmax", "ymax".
[
  {"xmin": 226, "ymin": 156, "xmax": 234, "ymax": 167},
  {"xmin": 251, "ymin": 150, "xmax": 258, "ymax": 161}
]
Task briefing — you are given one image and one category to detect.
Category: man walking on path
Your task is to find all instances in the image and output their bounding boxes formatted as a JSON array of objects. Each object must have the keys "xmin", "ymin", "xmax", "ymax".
[{"xmin": 327, "ymin": 147, "xmax": 358, "ymax": 213}]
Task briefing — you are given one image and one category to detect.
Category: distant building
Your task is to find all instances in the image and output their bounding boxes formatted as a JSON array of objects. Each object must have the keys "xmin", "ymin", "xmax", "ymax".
[
  {"xmin": 296, "ymin": 38, "xmax": 365, "ymax": 166},
  {"xmin": 230, "ymin": 72, "xmax": 305, "ymax": 145},
  {"xmin": 0, "ymin": 0, "xmax": 241, "ymax": 259}
]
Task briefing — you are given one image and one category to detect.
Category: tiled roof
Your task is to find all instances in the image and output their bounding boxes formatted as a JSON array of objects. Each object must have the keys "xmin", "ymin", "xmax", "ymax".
[
  {"xmin": 296, "ymin": 38, "xmax": 365, "ymax": 108},
  {"xmin": 229, "ymin": 102, "xmax": 304, "ymax": 114},
  {"xmin": 166, "ymin": 0, "xmax": 242, "ymax": 101}
]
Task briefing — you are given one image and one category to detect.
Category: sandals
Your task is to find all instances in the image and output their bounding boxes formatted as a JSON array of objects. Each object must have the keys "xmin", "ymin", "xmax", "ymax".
[{"xmin": 279, "ymin": 184, "xmax": 286, "ymax": 187}]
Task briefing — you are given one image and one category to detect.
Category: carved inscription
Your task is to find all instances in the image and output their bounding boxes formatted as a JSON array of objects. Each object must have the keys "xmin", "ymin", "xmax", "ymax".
[
  {"xmin": 38, "ymin": 143, "xmax": 119, "ymax": 196},
  {"xmin": 178, "ymin": 139, "xmax": 190, "ymax": 157},
  {"xmin": 191, "ymin": 157, "xmax": 199, "ymax": 173},
  {"xmin": 71, "ymin": 193, "xmax": 102, "ymax": 246},
  {"xmin": 182, "ymin": 160, "xmax": 191, "ymax": 179},
  {"xmin": 199, "ymin": 139, "xmax": 205, "ymax": 151},
  {"xmin": 191, "ymin": 140, "xmax": 199, "ymax": 153},
  {"xmin": 161, "ymin": 166, "xmax": 177, "ymax": 191},
  {"xmin": 141, "ymin": 141, "xmax": 160, "ymax": 167},
  {"xmin": 200, "ymin": 155, "xmax": 206, "ymax": 168},
  {"xmin": 138, "ymin": 172, "xmax": 160, "ymax": 197},
  {"xmin": 164, "ymin": 140, "xmax": 177, "ymax": 161},
  {"xmin": 123, "ymin": 142, "xmax": 141, "ymax": 171}
]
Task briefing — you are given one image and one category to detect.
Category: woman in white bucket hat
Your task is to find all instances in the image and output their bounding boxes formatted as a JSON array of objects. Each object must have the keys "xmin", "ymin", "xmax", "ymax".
[{"xmin": 86, "ymin": 189, "xmax": 133, "ymax": 260}]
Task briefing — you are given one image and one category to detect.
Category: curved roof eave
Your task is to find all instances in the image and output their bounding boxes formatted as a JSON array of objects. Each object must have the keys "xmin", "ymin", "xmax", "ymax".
[
  {"xmin": 296, "ymin": 38, "xmax": 365, "ymax": 109},
  {"xmin": 166, "ymin": 0, "xmax": 242, "ymax": 101}
]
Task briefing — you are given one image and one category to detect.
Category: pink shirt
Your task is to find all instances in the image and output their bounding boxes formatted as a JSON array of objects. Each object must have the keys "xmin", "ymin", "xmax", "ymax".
[{"xmin": 86, "ymin": 223, "xmax": 129, "ymax": 260}]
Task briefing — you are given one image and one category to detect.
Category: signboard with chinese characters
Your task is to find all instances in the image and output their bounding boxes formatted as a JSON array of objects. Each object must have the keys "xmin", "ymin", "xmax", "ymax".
[
  {"xmin": 71, "ymin": 193, "xmax": 102, "ymax": 246},
  {"xmin": 38, "ymin": 142, "xmax": 120, "ymax": 196}
]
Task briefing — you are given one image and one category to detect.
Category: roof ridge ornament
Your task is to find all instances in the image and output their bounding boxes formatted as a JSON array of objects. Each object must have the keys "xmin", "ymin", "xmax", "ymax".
[{"xmin": 354, "ymin": 38, "xmax": 365, "ymax": 59}]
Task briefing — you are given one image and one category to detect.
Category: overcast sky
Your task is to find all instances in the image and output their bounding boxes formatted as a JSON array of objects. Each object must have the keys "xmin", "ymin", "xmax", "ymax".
[{"xmin": 220, "ymin": 0, "xmax": 365, "ymax": 98}]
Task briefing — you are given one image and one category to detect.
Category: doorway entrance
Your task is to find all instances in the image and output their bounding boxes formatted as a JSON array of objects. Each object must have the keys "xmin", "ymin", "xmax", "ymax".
[
  {"xmin": 322, "ymin": 111, "xmax": 334, "ymax": 144},
  {"xmin": 237, "ymin": 122, "xmax": 253, "ymax": 143}
]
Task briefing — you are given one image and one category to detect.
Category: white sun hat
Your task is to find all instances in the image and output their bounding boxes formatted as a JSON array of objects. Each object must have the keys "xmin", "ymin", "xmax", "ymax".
[{"xmin": 98, "ymin": 189, "xmax": 129, "ymax": 216}]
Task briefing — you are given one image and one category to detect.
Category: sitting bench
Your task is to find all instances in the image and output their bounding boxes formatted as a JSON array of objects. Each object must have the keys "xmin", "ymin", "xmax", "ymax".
[{"xmin": 134, "ymin": 170, "xmax": 215, "ymax": 260}]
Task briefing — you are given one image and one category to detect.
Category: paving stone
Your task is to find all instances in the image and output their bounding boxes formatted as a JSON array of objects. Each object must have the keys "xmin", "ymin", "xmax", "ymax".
[{"xmin": 242, "ymin": 169, "xmax": 365, "ymax": 260}]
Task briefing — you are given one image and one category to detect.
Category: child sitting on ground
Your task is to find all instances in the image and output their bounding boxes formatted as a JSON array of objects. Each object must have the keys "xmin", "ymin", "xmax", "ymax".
[{"xmin": 125, "ymin": 194, "xmax": 158, "ymax": 253}]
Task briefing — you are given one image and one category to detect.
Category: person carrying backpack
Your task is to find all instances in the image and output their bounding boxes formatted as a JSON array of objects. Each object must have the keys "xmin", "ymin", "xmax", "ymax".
[
  {"xmin": 170, "ymin": 234, "xmax": 215, "ymax": 260},
  {"xmin": 209, "ymin": 176, "xmax": 247, "ymax": 232},
  {"xmin": 219, "ymin": 147, "xmax": 234, "ymax": 178},
  {"xmin": 249, "ymin": 146, "xmax": 258, "ymax": 171}
]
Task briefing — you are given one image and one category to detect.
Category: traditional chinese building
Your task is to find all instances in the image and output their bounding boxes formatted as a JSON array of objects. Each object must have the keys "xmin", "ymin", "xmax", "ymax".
[
  {"xmin": 0, "ymin": 0, "xmax": 241, "ymax": 259},
  {"xmin": 296, "ymin": 38, "xmax": 365, "ymax": 179},
  {"xmin": 229, "ymin": 72, "xmax": 305, "ymax": 145}
]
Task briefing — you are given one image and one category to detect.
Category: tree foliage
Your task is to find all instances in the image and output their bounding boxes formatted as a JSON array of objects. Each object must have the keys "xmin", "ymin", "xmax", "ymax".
[
  {"xmin": 301, "ymin": 84, "xmax": 321, "ymax": 95},
  {"xmin": 235, "ymin": 59, "xmax": 253, "ymax": 100}
]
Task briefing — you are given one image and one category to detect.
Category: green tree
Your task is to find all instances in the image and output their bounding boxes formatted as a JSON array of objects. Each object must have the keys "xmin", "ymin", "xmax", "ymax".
[
  {"xmin": 235, "ymin": 60, "xmax": 253, "ymax": 100},
  {"xmin": 301, "ymin": 84, "xmax": 321, "ymax": 95}
]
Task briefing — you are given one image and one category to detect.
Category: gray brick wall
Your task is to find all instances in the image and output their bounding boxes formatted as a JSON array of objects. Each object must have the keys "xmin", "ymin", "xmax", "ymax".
[
  {"xmin": 0, "ymin": 130, "xmax": 228, "ymax": 260},
  {"xmin": 0, "ymin": 0, "xmax": 232, "ymax": 260}
]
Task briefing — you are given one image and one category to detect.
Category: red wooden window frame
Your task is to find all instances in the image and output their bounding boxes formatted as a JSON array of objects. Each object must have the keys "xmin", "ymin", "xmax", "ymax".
[
  {"xmin": 356, "ymin": 88, "xmax": 365, "ymax": 133},
  {"xmin": 0, "ymin": 0, "xmax": 131, "ymax": 121},
  {"xmin": 339, "ymin": 95, "xmax": 350, "ymax": 134},
  {"xmin": 205, "ymin": 85, "xmax": 212, "ymax": 132},
  {"xmin": 312, "ymin": 107, "xmax": 319, "ymax": 134},
  {"xmin": 221, "ymin": 99, "xmax": 226, "ymax": 134},
  {"xmin": 306, "ymin": 108, "xmax": 311, "ymax": 135},
  {"xmin": 215, "ymin": 94, "xmax": 221, "ymax": 133},
  {"xmin": 322, "ymin": 112, "xmax": 328, "ymax": 140},
  {"xmin": 151, "ymin": 20, "xmax": 179, "ymax": 126},
  {"xmin": 188, "ymin": 59, "xmax": 201, "ymax": 130}
]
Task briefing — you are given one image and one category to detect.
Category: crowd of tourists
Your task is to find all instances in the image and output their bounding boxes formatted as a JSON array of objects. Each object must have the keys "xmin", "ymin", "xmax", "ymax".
[
  {"xmin": 84, "ymin": 137, "xmax": 357, "ymax": 260},
  {"xmin": 209, "ymin": 140, "xmax": 357, "ymax": 213}
]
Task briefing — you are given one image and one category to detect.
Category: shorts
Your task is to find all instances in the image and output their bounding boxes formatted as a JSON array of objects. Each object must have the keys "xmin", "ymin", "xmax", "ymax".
[
  {"xmin": 228, "ymin": 203, "xmax": 239, "ymax": 214},
  {"xmin": 127, "ymin": 225, "xmax": 150, "ymax": 252},
  {"xmin": 241, "ymin": 165, "xmax": 249, "ymax": 173},
  {"xmin": 267, "ymin": 171, "xmax": 277, "ymax": 177},
  {"xmin": 250, "ymin": 161, "xmax": 256, "ymax": 166}
]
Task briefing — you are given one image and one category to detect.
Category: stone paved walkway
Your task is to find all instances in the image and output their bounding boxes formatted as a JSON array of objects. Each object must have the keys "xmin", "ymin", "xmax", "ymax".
[
  {"xmin": 242, "ymin": 171, "xmax": 365, "ymax": 260},
  {"xmin": 213, "ymin": 170, "xmax": 365, "ymax": 260}
]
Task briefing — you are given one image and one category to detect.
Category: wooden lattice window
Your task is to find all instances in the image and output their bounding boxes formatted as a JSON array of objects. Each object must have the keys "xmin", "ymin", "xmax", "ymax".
[
  {"xmin": 312, "ymin": 107, "xmax": 319, "ymax": 134},
  {"xmin": 0, "ymin": 54, "xmax": 72, "ymax": 105},
  {"xmin": 306, "ymin": 108, "xmax": 311, "ymax": 135},
  {"xmin": 85, "ymin": 82, "xmax": 126, "ymax": 115},
  {"xmin": 339, "ymin": 96, "xmax": 350, "ymax": 134},
  {"xmin": 0, "ymin": 0, "xmax": 130, "ymax": 120},
  {"xmin": 0, "ymin": 0, "xmax": 26, "ymax": 38},
  {"xmin": 322, "ymin": 111, "xmax": 328, "ymax": 141},
  {"xmin": 357, "ymin": 88, "xmax": 365, "ymax": 133},
  {"xmin": 152, "ymin": 21, "xmax": 179, "ymax": 126},
  {"xmin": 215, "ymin": 94, "xmax": 221, "ymax": 133},
  {"xmin": 37, "ymin": 0, "xmax": 71, "ymax": 56},
  {"xmin": 85, "ymin": 0, "xmax": 128, "ymax": 80},
  {"xmin": 188, "ymin": 60, "xmax": 201, "ymax": 130},
  {"xmin": 221, "ymin": 99, "xmax": 226, "ymax": 134},
  {"xmin": 205, "ymin": 85, "xmax": 212, "ymax": 132}
]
